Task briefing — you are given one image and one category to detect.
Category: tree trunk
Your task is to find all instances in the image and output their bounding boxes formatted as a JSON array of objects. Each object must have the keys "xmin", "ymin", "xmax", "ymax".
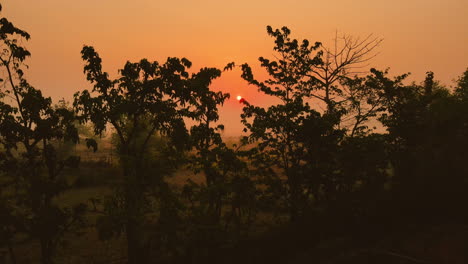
[
  {"xmin": 40, "ymin": 239, "xmax": 53, "ymax": 264},
  {"xmin": 123, "ymin": 156, "xmax": 149, "ymax": 264},
  {"xmin": 126, "ymin": 220, "xmax": 148, "ymax": 264},
  {"xmin": 289, "ymin": 180, "xmax": 300, "ymax": 223},
  {"xmin": 7, "ymin": 243, "xmax": 17, "ymax": 264}
]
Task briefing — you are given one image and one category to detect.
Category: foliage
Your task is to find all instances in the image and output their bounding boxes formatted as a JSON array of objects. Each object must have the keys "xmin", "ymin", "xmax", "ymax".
[
  {"xmin": 370, "ymin": 69, "xmax": 468, "ymax": 219},
  {"xmin": 1, "ymin": 5, "xmax": 468, "ymax": 262},
  {"xmin": 74, "ymin": 45, "xmax": 234, "ymax": 263},
  {"xmin": 239, "ymin": 26, "xmax": 327, "ymax": 221},
  {"xmin": 183, "ymin": 66, "xmax": 254, "ymax": 256},
  {"xmin": 0, "ymin": 12, "xmax": 86, "ymax": 264}
]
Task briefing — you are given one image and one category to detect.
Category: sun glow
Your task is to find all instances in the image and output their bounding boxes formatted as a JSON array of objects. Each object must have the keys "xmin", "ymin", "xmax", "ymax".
[{"xmin": 236, "ymin": 95, "xmax": 242, "ymax": 101}]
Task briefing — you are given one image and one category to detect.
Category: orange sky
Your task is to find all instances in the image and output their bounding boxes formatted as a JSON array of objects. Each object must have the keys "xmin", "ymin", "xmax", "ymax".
[{"xmin": 3, "ymin": 0, "xmax": 468, "ymax": 136}]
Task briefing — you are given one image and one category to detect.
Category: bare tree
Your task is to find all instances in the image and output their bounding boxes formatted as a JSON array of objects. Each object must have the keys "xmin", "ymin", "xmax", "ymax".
[{"xmin": 305, "ymin": 32, "xmax": 384, "ymax": 135}]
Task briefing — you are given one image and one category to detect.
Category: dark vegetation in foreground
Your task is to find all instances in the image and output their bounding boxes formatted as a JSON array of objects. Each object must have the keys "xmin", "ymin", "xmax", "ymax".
[{"xmin": 1, "ymin": 4, "xmax": 468, "ymax": 264}]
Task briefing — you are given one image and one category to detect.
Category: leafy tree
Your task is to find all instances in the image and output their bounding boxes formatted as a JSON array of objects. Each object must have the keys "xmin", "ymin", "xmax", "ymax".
[
  {"xmin": 454, "ymin": 68, "xmax": 468, "ymax": 99},
  {"xmin": 186, "ymin": 67, "xmax": 257, "ymax": 238},
  {"xmin": 182, "ymin": 68, "xmax": 243, "ymax": 257},
  {"xmin": 183, "ymin": 139, "xmax": 257, "ymax": 261},
  {"xmin": 297, "ymin": 70, "xmax": 393, "ymax": 217},
  {"xmin": 366, "ymin": 69, "xmax": 468, "ymax": 221},
  {"xmin": 74, "ymin": 46, "xmax": 226, "ymax": 263},
  {"xmin": 0, "ymin": 10, "xmax": 85, "ymax": 264},
  {"xmin": 295, "ymin": 111, "xmax": 344, "ymax": 208},
  {"xmin": 238, "ymin": 26, "xmax": 386, "ymax": 222},
  {"xmin": 239, "ymin": 26, "xmax": 327, "ymax": 221}
]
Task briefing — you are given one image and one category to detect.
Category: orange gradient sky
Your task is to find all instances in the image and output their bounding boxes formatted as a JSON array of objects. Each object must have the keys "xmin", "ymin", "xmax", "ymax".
[{"xmin": 3, "ymin": 0, "xmax": 468, "ymax": 136}]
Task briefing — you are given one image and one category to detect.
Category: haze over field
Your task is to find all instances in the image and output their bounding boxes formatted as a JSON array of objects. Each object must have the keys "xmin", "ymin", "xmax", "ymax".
[{"xmin": 3, "ymin": 0, "xmax": 468, "ymax": 135}]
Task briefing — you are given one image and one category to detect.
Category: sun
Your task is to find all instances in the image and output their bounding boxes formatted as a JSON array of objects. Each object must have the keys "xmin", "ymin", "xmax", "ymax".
[{"xmin": 236, "ymin": 95, "xmax": 242, "ymax": 101}]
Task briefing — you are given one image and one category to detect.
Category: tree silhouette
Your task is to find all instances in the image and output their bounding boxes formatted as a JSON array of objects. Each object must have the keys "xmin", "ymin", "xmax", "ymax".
[
  {"xmin": 74, "ymin": 46, "xmax": 228, "ymax": 263},
  {"xmin": 300, "ymin": 31, "xmax": 383, "ymax": 133},
  {"xmin": 358, "ymin": 68, "xmax": 468, "ymax": 223},
  {"xmin": 187, "ymin": 67, "xmax": 229, "ymax": 221},
  {"xmin": 0, "ymin": 13, "xmax": 85, "ymax": 264},
  {"xmin": 239, "ymin": 26, "xmax": 328, "ymax": 221},
  {"xmin": 1, "ymin": 7, "xmax": 468, "ymax": 261}
]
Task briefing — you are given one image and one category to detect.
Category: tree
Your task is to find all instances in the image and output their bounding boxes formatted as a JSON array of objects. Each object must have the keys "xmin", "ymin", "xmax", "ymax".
[
  {"xmin": 186, "ymin": 93, "xmax": 257, "ymax": 259},
  {"xmin": 365, "ymin": 68, "xmax": 468, "ymax": 221},
  {"xmin": 311, "ymin": 32, "xmax": 382, "ymax": 108},
  {"xmin": 306, "ymin": 32, "xmax": 383, "ymax": 135},
  {"xmin": 0, "ymin": 10, "xmax": 85, "ymax": 264},
  {"xmin": 74, "ymin": 46, "xmax": 225, "ymax": 264},
  {"xmin": 187, "ymin": 67, "xmax": 234, "ymax": 222},
  {"xmin": 239, "ymin": 26, "xmax": 326, "ymax": 221},
  {"xmin": 454, "ymin": 68, "xmax": 468, "ymax": 99},
  {"xmin": 238, "ymin": 26, "xmax": 384, "ymax": 222}
]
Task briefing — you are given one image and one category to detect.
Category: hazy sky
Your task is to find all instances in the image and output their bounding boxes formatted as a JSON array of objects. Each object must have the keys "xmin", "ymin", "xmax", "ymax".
[{"xmin": 3, "ymin": 0, "xmax": 468, "ymax": 136}]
